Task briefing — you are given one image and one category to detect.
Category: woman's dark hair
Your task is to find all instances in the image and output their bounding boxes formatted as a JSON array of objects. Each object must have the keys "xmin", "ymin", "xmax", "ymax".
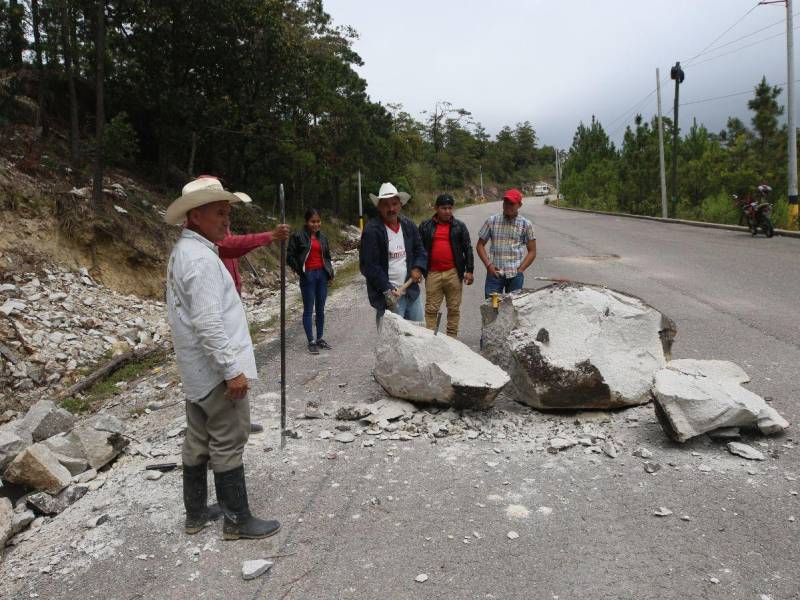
[{"xmin": 304, "ymin": 208, "xmax": 321, "ymax": 223}]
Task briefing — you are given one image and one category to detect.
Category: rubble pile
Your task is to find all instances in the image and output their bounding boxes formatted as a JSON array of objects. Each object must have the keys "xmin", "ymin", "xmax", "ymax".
[
  {"xmin": 480, "ymin": 283, "xmax": 675, "ymax": 410},
  {"xmin": 374, "ymin": 313, "xmax": 510, "ymax": 410},
  {"xmin": 0, "ymin": 399, "xmax": 128, "ymax": 548},
  {"xmin": 312, "ymin": 394, "xmax": 635, "ymax": 448},
  {"xmin": 0, "ymin": 266, "xmax": 170, "ymax": 406}
]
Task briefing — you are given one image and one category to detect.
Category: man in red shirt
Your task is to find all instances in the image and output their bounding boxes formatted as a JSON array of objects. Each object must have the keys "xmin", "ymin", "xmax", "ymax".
[{"xmin": 418, "ymin": 194, "xmax": 474, "ymax": 336}]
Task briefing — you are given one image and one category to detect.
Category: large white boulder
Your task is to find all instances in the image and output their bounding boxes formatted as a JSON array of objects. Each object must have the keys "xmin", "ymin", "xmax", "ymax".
[
  {"xmin": 481, "ymin": 283, "xmax": 675, "ymax": 410},
  {"xmin": 374, "ymin": 313, "xmax": 510, "ymax": 410},
  {"xmin": 652, "ymin": 359, "xmax": 789, "ymax": 442}
]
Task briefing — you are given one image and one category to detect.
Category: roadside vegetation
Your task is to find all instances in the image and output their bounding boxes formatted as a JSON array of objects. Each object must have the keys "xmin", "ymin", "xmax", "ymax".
[{"xmin": 560, "ymin": 77, "xmax": 795, "ymax": 228}]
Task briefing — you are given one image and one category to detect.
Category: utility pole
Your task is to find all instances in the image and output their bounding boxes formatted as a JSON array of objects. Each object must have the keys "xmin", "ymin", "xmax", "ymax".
[
  {"xmin": 669, "ymin": 61, "xmax": 684, "ymax": 218},
  {"xmin": 656, "ymin": 68, "xmax": 668, "ymax": 218},
  {"xmin": 479, "ymin": 164, "xmax": 484, "ymax": 199},
  {"xmin": 787, "ymin": 0, "xmax": 799, "ymax": 228},
  {"xmin": 554, "ymin": 148, "xmax": 560, "ymax": 201}
]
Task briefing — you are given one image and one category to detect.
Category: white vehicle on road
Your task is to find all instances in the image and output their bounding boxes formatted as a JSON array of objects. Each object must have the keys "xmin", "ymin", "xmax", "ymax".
[{"xmin": 533, "ymin": 184, "xmax": 550, "ymax": 196}]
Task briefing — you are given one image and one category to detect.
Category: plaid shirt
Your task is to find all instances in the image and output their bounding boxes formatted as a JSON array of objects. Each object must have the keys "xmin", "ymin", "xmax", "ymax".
[{"xmin": 478, "ymin": 214, "xmax": 536, "ymax": 277}]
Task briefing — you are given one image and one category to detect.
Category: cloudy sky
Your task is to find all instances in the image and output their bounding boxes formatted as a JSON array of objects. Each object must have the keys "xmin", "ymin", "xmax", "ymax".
[{"xmin": 323, "ymin": 0, "xmax": 794, "ymax": 149}]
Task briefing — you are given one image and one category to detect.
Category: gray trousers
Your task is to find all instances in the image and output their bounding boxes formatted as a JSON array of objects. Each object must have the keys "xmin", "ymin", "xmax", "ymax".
[{"xmin": 182, "ymin": 381, "xmax": 251, "ymax": 472}]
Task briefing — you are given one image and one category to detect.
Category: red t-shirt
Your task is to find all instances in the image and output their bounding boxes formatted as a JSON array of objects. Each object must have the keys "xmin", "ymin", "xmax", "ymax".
[
  {"xmin": 429, "ymin": 221, "xmax": 455, "ymax": 272},
  {"xmin": 304, "ymin": 235, "xmax": 324, "ymax": 271}
]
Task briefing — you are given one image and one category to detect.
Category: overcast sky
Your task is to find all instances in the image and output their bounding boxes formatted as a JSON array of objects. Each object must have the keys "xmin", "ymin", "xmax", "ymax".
[{"xmin": 323, "ymin": 0, "xmax": 793, "ymax": 149}]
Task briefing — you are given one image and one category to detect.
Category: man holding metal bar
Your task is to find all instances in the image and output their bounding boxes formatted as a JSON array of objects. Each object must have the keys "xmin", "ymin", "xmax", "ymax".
[
  {"xmin": 165, "ymin": 176, "xmax": 289, "ymax": 540},
  {"xmin": 359, "ymin": 182, "xmax": 427, "ymax": 326}
]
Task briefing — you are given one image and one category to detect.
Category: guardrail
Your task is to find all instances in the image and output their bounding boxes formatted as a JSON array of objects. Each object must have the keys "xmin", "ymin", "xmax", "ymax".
[{"xmin": 545, "ymin": 203, "xmax": 800, "ymax": 239}]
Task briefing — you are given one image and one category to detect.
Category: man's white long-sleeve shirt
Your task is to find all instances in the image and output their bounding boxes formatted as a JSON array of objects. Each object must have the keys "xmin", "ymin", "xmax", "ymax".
[{"xmin": 166, "ymin": 229, "xmax": 257, "ymax": 401}]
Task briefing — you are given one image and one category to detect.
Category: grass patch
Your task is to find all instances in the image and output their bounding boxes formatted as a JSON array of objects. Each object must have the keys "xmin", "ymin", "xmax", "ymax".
[
  {"xmin": 329, "ymin": 259, "xmax": 361, "ymax": 293},
  {"xmin": 249, "ymin": 313, "xmax": 279, "ymax": 343},
  {"xmin": 61, "ymin": 396, "xmax": 93, "ymax": 414},
  {"xmin": 60, "ymin": 348, "xmax": 170, "ymax": 414}
]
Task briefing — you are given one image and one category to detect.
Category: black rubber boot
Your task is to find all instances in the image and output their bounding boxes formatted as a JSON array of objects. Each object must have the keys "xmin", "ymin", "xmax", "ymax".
[
  {"xmin": 214, "ymin": 465, "xmax": 281, "ymax": 540},
  {"xmin": 183, "ymin": 463, "xmax": 223, "ymax": 534}
]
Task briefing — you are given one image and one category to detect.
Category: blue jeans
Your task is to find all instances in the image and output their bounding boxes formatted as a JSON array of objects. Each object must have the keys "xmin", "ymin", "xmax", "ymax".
[
  {"xmin": 376, "ymin": 293, "xmax": 424, "ymax": 328},
  {"xmin": 300, "ymin": 269, "xmax": 328, "ymax": 342},
  {"xmin": 484, "ymin": 272, "xmax": 524, "ymax": 298}
]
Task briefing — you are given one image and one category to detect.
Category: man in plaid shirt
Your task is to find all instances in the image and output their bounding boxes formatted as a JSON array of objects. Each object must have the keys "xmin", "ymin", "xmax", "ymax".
[{"xmin": 476, "ymin": 188, "xmax": 537, "ymax": 297}]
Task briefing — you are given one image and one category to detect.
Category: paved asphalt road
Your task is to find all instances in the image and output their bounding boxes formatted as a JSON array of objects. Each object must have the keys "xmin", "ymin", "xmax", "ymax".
[{"xmin": 18, "ymin": 197, "xmax": 799, "ymax": 600}]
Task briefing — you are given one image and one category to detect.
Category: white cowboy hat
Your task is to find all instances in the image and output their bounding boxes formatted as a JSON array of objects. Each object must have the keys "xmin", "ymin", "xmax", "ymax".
[
  {"xmin": 164, "ymin": 176, "xmax": 252, "ymax": 225},
  {"xmin": 368, "ymin": 182, "xmax": 410, "ymax": 207}
]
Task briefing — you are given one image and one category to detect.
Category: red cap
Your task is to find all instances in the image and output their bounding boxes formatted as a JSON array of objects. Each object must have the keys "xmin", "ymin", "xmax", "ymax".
[{"xmin": 503, "ymin": 188, "xmax": 523, "ymax": 203}]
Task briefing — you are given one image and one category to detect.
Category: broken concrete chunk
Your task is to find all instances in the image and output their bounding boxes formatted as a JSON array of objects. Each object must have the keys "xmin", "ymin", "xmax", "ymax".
[
  {"xmin": 242, "ymin": 559, "xmax": 273, "ymax": 580},
  {"xmin": 10, "ymin": 508, "xmax": 35, "ymax": 536},
  {"xmin": 335, "ymin": 404, "xmax": 373, "ymax": 421},
  {"xmin": 481, "ymin": 284, "xmax": 674, "ymax": 410},
  {"xmin": 652, "ymin": 359, "xmax": 790, "ymax": 443},
  {"xmin": 71, "ymin": 420, "xmax": 129, "ymax": 469},
  {"xmin": 548, "ymin": 437, "xmax": 578, "ymax": 452},
  {"xmin": 0, "ymin": 427, "xmax": 27, "ymax": 470},
  {"xmin": 25, "ymin": 492, "xmax": 66, "ymax": 515},
  {"xmin": 727, "ymin": 441, "xmax": 766, "ymax": 461},
  {"xmin": 92, "ymin": 414, "xmax": 126, "ymax": 435},
  {"xmin": 58, "ymin": 483, "xmax": 90, "ymax": 505},
  {"xmin": 42, "ymin": 431, "xmax": 87, "ymax": 460},
  {"xmin": 19, "ymin": 400, "xmax": 76, "ymax": 442},
  {"xmin": 0, "ymin": 498, "xmax": 13, "ymax": 547},
  {"xmin": 55, "ymin": 453, "xmax": 90, "ymax": 476},
  {"xmin": 304, "ymin": 401, "xmax": 323, "ymax": 419},
  {"xmin": 3, "ymin": 443, "xmax": 72, "ymax": 494},
  {"xmin": 374, "ymin": 313, "xmax": 509, "ymax": 410}
]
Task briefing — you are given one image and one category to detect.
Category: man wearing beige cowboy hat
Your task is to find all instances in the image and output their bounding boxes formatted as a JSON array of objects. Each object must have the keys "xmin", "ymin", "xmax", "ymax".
[
  {"xmin": 165, "ymin": 175, "xmax": 289, "ymax": 540},
  {"xmin": 359, "ymin": 182, "xmax": 427, "ymax": 325}
]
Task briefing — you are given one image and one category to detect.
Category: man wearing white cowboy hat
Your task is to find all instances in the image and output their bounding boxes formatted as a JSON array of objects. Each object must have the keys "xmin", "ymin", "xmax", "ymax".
[
  {"xmin": 359, "ymin": 182, "xmax": 427, "ymax": 324},
  {"xmin": 165, "ymin": 175, "xmax": 289, "ymax": 540}
]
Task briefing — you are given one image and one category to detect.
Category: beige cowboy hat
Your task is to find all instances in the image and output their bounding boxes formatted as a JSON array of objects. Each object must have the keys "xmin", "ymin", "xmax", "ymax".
[
  {"xmin": 164, "ymin": 175, "xmax": 252, "ymax": 225},
  {"xmin": 368, "ymin": 182, "xmax": 410, "ymax": 207}
]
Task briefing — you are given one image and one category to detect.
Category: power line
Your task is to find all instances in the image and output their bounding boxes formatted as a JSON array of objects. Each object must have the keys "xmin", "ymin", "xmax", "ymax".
[
  {"xmin": 683, "ymin": 1, "xmax": 762, "ymax": 67},
  {"xmin": 688, "ymin": 26, "xmax": 797, "ymax": 69},
  {"xmin": 689, "ymin": 11, "xmax": 796, "ymax": 59},
  {"xmin": 678, "ymin": 78, "xmax": 800, "ymax": 108},
  {"xmin": 609, "ymin": 92, "xmax": 659, "ymax": 138},
  {"xmin": 606, "ymin": 88, "xmax": 657, "ymax": 130}
]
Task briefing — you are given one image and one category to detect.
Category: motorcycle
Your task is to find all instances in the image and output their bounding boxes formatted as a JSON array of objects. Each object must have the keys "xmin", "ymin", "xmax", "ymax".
[{"xmin": 733, "ymin": 191, "xmax": 774, "ymax": 238}]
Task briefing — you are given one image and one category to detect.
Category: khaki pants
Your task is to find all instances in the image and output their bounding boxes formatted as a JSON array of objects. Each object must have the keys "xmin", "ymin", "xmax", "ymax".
[
  {"xmin": 424, "ymin": 268, "xmax": 463, "ymax": 337},
  {"xmin": 183, "ymin": 381, "xmax": 251, "ymax": 472}
]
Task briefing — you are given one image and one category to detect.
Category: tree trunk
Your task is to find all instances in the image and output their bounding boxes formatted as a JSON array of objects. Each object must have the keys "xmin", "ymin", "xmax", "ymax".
[
  {"xmin": 31, "ymin": 0, "xmax": 48, "ymax": 138},
  {"xmin": 61, "ymin": 2, "xmax": 80, "ymax": 168},
  {"xmin": 187, "ymin": 131, "xmax": 197, "ymax": 177},
  {"xmin": 9, "ymin": 0, "xmax": 24, "ymax": 67},
  {"xmin": 92, "ymin": 0, "xmax": 106, "ymax": 210}
]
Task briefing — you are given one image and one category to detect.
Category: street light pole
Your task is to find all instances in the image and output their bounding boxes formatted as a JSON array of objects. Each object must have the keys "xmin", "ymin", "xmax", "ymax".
[
  {"xmin": 670, "ymin": 61, "xmax": 685, "ymax": 218},
  {"xmin": 786, "ymin": 0, "xmax": 799, "ymax": 228}
]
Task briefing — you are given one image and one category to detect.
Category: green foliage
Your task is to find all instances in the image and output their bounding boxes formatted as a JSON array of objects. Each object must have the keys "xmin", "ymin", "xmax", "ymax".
[
  {"xmin": 103, "ymin": 112, "xmax": 139, "ymax": 166},
  {"xmin": 561, "ymin": 77, "xmax": 793, "ymax": 228}
]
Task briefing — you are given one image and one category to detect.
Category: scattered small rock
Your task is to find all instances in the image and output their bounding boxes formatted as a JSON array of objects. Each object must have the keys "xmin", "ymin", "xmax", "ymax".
[
  {"xmin": 726, "ymin": 441, "xmax": 766, "ymax": 461},
  {"xmin": 242, "ymin": 559, "xmax": 273, "ymax": 580},
  {"xmin": 414, "ymin": 574, "xmax": 429, "ymax": 583},
  {"xmin": 653, "ymin": 507, "xmax": 673, "ymax": 517}
]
